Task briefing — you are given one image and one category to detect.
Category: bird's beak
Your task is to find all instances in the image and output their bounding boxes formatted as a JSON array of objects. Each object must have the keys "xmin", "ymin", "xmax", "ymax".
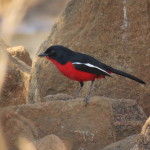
[{"xmin": 38, "ymin": 52, "xmax": 48, "ymax": 57}]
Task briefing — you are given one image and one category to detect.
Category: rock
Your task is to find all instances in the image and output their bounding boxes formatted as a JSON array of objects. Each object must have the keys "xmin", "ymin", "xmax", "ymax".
[
  {"xmin": 0, "ymin": 108, "xmax": 38, "ymax": 150},
  {"xmin": 7, "ymin": 46, "xmax": 32, "ymax": 66},
  {"xmin": 111, "ymin": 98, "xmax": 146, "ymax": 141},
  {"xmin": 17, "ymin": 137, "xmax": 37, "ymax": 150},
  {"xmin": 27, "ymin": 0, "xmax": 150, "ymax": 116},
  {"xmin": 42, "ymin": 93, "xmax": 72, "ymax": 102},
  {"xmin": 33, "ymin": 134, "xmax": 67, "ymax": 150},
  {"xmin": 130, "ymin": 117, "xmax": 150, "ymax": 150},
  {"xmin": 0, "ymin": 38, "xmax": 8, "ymax": 92},
  {"xmin": 0, "ymin": 96, "xmax": 146, "ymax": 150},
  {"xmin": 0, "ymin": 43, "xmax": 31, "ymax": 107},
  {"xmin": 0, "ymin": 127, "xmax": 8, "ymax": 150},
  {"xmin": 105, "ymin": 117, "xmax": 150, "ymax": 150},
  {"xmin": 102, "ymin": 134, "xmax": 139, "ymax": 150},
  {"xmin": 18, "ymin": 134, "xmax": 68, "ymax": 150}
]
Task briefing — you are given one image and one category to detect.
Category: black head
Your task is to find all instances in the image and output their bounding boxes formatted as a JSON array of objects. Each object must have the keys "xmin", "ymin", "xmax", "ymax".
[{"xmin": 38, "ymin": 45, "xmax": 73, "ymax": 64}]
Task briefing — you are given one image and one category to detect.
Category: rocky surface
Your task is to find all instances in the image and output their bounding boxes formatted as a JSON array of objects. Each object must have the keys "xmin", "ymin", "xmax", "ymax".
[
  {"xmin": 0, "ymin": 108, "xmax": 38, "ymax": 150},
  {"xmin": 111, "ymin": 98, "xmax": 146, "ymax": 141},
  {"xmin": 0, "ymin": 96, "xmax": 146, "ymax": 150},
  {"xmin": 130, "ymin": 117, "xmax": 150, "ymax": 150},
  {"xmin": 0, "ymin": 43, "xmax": 31, "ymax": 107},
  {"xmin": 7, "ymin": 46, "xmax": 32, "ymax": 66},
  {"xmin": 32, "ymin": 134, "xmax": 67, "ymax": 150},
  {"xmin": 28, "ymin": 0, "xmax": 150, "ymax": 116},
  {"xmin": 102, "ymin": 116, "xmax": 150, "ymax": 150},
  {"xmin": 102, "ymin": 134, "xmax": 139, "ymax": 150},
  {"xmin": 0, "ymin": 38, "xmax": 8, "ymax": 92},
  {"xmin": 42, "ymin": 93, "xmax": 72, "ymax": 102}
]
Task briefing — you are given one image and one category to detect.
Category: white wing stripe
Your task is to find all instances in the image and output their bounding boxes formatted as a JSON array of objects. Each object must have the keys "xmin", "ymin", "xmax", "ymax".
[{"xmin": 72, "ymin": 62, "xmax": 110, "ymax": 75}]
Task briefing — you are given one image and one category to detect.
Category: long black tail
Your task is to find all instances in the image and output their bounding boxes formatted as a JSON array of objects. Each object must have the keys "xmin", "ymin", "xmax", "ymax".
[{"xmin": 103, "ymin": 64, "xmax": 145, "ymax": 84}]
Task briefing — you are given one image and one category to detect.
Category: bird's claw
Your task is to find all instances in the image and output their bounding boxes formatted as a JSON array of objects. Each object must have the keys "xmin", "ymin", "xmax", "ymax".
[{"xmin": 84, "ymin": 96, "xmax": 90, "ymax": 107}]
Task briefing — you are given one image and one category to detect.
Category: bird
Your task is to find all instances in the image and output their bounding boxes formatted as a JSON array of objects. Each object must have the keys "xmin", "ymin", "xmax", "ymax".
[{"xmin": 38, "ymin": 45, "xmax": 145, "ymax": 105}]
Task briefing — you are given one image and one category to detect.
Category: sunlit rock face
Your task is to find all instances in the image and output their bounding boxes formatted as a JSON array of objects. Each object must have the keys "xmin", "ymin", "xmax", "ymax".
[
  {"xmin": 0, "ymin": 43, "xmax": 31, "ymax": 107},
  {"xmin": 28, "ymin": 0, "xmax": 150, "ymax": 115}
]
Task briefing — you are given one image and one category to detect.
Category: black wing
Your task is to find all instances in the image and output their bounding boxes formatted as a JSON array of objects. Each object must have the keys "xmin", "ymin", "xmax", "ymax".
[
  {"xmin": 68, "ymin": 51, "xmax": 111, "ymax": 77},
  {"xmin": 72, "ymin": 62, "xmax": 111, "ymax": 77}
]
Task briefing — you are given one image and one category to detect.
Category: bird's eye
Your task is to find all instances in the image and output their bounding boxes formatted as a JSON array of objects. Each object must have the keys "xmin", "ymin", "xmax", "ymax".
[{"xmin": 49, "ymin": 50, "xmax": 56, "ymax": 56}]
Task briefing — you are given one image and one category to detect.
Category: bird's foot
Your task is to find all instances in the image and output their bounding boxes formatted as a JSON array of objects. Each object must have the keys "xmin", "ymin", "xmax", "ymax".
[{"xmin": 84, "ymin": 96, "xmax": 90, "ymax": 107}]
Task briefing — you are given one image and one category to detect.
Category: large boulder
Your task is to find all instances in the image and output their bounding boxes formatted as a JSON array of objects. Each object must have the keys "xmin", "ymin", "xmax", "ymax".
[
  {"xmin": 0, "ymin": 96, "xmax": 147, "ymax": 150},
  {"xmin": 0, "ymin": 41, "xmax": 31, "ymax": 107},
  {"xmin": 7, "ymin": 46, "xmax": 32, "ymax": 66},
  {"xmin": 28, "ymin": 0, "xmax": 150, "ymax": 115},
  {"xmin": 0, "ymin": 108, "xmax": 38, "ymax": 150},
  {"xmin": 0, "ymin": 108, "xmax": 67, "ymax": 150}
]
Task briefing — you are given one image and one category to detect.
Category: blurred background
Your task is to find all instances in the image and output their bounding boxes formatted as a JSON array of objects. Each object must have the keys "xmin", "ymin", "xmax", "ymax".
[
  {"xmin": 0, "ymin": 0, "xmax": 69, "ymax": 58},
  {"xmin": 0, "ymin": 1, "xmax": 69, "ymax": 148}
]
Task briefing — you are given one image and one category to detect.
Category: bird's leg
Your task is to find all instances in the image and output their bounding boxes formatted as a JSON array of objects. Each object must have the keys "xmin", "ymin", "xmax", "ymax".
[
  {"xmin": 73, "ymin": 82, "xmax": 84, "ymax": 99},
  {"xmin": 84, "ymin": 80, "xmax": 95, "ymax": 106}
]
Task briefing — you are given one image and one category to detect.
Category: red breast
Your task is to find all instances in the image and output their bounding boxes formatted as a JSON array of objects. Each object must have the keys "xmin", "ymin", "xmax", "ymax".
[{"xmin": 46, "ymin": 57, "xmax": 104, "ymax": 82}]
